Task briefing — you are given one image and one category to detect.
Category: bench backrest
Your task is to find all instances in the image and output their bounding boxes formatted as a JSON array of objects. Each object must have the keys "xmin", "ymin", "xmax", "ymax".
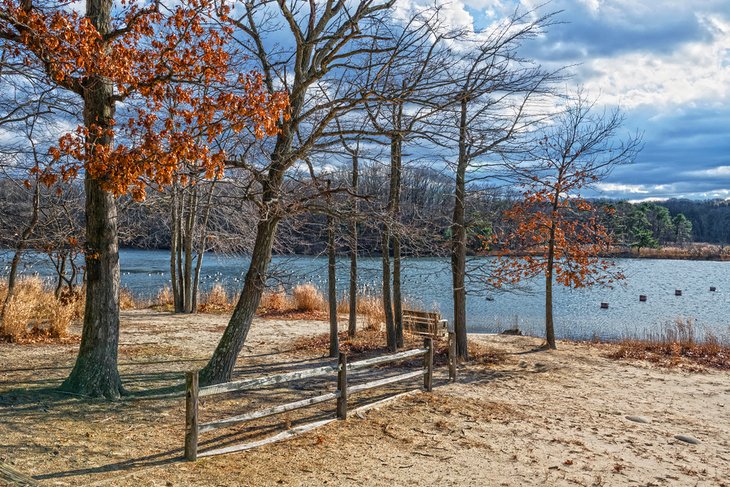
[{"xmin": 402, "ymin": 309, "xmax": 446, "ymax": 337}]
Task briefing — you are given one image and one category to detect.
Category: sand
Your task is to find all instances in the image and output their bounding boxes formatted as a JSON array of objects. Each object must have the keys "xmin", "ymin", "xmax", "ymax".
[{"xmin": 0, "ymin": 310, "xmax": 728, "ymax": 486}]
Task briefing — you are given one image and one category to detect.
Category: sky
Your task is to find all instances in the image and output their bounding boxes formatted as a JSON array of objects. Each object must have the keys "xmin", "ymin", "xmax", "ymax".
[{"xmin": 425, "ymin": 0, "xmax": 730, "ymax": 201}]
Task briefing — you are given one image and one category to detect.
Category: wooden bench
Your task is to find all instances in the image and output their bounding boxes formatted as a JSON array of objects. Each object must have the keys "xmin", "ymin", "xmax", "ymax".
[{"xmin": 402, "ymin": 309, "xmax": 448, "ymax": 339}]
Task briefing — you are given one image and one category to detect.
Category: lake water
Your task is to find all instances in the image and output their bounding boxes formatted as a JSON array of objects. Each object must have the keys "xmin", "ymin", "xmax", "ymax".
[{"xmin": 2, "ymin": 249, "xmax": 729, "ymax": 342}]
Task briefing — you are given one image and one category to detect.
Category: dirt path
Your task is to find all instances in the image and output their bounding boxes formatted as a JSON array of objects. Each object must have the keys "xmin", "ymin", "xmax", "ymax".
[{"xmin": 1, "ymin": 310, "xmax": 728, "ymax": 486}]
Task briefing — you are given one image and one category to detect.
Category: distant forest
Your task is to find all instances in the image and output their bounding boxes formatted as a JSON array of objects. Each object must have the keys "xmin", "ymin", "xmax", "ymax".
[{"xmin": 2, "ymin": 168, "xmax": 728, "ymax": 260}]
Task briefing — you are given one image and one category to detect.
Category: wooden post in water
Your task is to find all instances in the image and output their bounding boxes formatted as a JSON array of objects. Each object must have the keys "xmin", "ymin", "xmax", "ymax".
[
  {"xmin": 336, "ymin": 353, "xmax": 348, "ymax": 420},
  {"xmin": 423, "ymin": 338, "xmax": 433, "ymax": 392},
  {"xmin": 448, "ymin": 331, "xmax": 457, "ymax": 381},
  {"xmin": 185, "ymin": 370, "xmax": 199, "ymax": 461}
]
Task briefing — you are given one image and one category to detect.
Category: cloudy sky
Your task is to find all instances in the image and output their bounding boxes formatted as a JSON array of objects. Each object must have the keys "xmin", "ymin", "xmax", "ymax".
[{"xmin": 430, "ymin": 0, "xmax": 730, "ymax": 201}]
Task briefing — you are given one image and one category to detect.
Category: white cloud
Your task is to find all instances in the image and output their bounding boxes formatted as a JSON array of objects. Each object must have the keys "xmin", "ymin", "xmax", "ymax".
[
  {"xmin": 687, "ymin": 166, "xmax": 730, "ymax": 177},
  {"xmin": 627, "ymin": 196, "xmax": 668, "ymax": 203},
  {"xmin": 580, "ymin": 14, "xmax": 730, "ymax": 110},
  {"xmin": 596, "ymin": 182, "xmax": 649, "ymax": 193}
]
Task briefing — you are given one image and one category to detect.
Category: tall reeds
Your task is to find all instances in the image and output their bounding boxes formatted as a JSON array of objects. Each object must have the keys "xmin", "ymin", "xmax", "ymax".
[{"xmin": 0, "ymin": 276, "xmax": 81, "ymax": 341}]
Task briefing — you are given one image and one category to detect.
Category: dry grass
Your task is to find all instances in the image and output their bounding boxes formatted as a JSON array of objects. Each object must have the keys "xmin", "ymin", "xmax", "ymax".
[
  {"xmin": 199, "ymin": 283, "xmax": 234, "ymax": 314},
  {"xmin": 292, "ymin": 283, "xmax": 325, "ymax": 312},
  {"xmin": 618, "ymin": 243, "xmax": 730, "ymax": 261},
  {"xmin": 605, "ymin": 318, "xmax": 729, "ymax": 370},
  {"xmin": 119, "ymin": 287, "xmax": 145, "ymax": 310},
  {"xmin": 0, "ymin": 277, "xmax": 80, "ymax": 342},
  {"xmin": 259, "ymin": 287, "xmax": 292, "ymax": 313},
  {"xmin": 338, "ymin": 293, "xmax": 386, "ymax": 331},
  {"xmin": 153, "ymin": 286, "xmax": 174, "ymax": 311}
]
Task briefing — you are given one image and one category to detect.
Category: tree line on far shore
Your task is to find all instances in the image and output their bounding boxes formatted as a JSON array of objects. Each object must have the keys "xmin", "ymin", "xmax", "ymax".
[{"xmin": 0, "ymin": 171, "xmax": 709, "ymax": 262}]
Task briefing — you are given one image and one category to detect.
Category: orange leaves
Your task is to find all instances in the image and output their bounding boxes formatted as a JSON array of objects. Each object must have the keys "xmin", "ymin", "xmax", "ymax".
[
  {"xmin": 489, "ymin": 188, "xmax": 622, "ymax": 291},
  {"xmin": 3, "ymin": 1, "xmax": 290, "ymax": 199}
]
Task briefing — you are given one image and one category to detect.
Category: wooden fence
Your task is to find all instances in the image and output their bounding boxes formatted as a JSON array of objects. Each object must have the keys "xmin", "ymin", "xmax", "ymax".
[{"xmin": 185, "ymin": 336, "xmax": 456, "ymax": 460}]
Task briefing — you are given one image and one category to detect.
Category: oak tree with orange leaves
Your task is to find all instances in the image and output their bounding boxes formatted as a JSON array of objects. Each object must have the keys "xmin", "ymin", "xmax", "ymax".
[
  {"xmin": 0, "ymin": 0, "xmax": 287, "ymax": 398},
  {"xmin": 490, "ymin": 94, "xmax": 641, "ymax": 350}
]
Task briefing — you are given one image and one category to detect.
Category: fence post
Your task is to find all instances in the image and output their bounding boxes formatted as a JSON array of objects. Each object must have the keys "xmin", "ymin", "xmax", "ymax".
[
  {"xmin": 185, "ymin": 370, "xmax": 199, "ymax": 461},
  {"xmin": 423, "ymin": 338, "xmax": 433, "ymax": 392},
  {"xmin": 448, "ymin": 331, "xmax": 457, "ymax": 382},
  {"xmin": 336, "ymin": 352, "xmax": 348, "ymax": 419}
]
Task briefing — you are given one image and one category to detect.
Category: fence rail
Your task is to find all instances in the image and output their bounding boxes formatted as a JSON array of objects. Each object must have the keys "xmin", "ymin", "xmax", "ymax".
[{"xmin": 185, "ymin": 335, "xmax": 457, "ymax": 460}]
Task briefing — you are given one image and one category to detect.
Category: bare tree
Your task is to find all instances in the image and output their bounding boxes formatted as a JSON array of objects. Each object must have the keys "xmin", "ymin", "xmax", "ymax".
[
  {"xmin": 437, "ymin": 10, "xmax": 561, "ymax": 359},
  {"xmin": 200, "ymin": 0, "xmax": 400, "ymax": 385}
]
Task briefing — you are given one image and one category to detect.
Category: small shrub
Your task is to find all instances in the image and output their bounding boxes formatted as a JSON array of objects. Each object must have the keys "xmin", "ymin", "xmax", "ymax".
[{"xmin": 292, "ymin": 284, "xmax": 325, "ymax": 312}]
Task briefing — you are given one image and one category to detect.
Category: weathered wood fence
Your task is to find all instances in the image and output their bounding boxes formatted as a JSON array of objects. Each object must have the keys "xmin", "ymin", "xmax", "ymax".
[{"xmin": 185, "ymin": 336, "xmax": 456, "ymax": 460}]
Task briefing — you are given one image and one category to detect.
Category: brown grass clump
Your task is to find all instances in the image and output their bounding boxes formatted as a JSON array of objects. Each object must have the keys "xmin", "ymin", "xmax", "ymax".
[
  {"xmin": 199, "ymin": 283, "xmax": 235, "ymax": 314},
  {"xmin": 605, "ymin": 318, "xmax": 729, "ymax": 370},
  {"xmin": 154, "ymin": 286, "xmax": 174, "ymax": 310},
  {"xmin": 0, "ymin": 277, "xmax": 80, "ymax": 342},
  {"xmin": 292, "ymin": 283, "xmax": 325, "ymax": 312},
  {"xmin": 259, "ymin": 287, "xmax": 292, "ymax": 313},
  {"xmin": 120, "ymin": 287, "xmax": 143, "ymax": 310},
  {"xmin": 336, "ymin": 293, "xmax": 387, "ymax": 331}
]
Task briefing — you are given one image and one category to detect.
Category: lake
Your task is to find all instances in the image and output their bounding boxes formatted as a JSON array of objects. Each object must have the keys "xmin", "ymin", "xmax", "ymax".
[{"xmin": 2, "ymin": 249, "xmax": 729, "ymax": 342}]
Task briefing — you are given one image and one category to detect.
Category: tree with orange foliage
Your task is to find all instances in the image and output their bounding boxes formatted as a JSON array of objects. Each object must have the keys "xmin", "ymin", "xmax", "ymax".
[
  {"xmin": 490, "ymin": 93, "xmax": 641, "ymax": 350},
  {"xmin": 0, "ymin": 0, "xmax": 287, "ymax": 398}
]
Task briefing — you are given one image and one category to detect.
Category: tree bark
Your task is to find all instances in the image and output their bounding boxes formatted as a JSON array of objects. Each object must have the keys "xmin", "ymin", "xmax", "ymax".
[
  {"xmin": 348, "ymin": 152, "xmax": 359, "ymax": 338},
  {"xmin": 182, "ymin": 185, "xmax": 198, "ymax": 313},
  {"xmin": 170, "ymin": 182, "xmax": 183, "ymax": 312},
  {"xmin": 381, "ymin": 227, "xmax": 396, "ymax": 352},
  {"xmin": 327, "ymin": 211, "xmax": 339, "ymax": 357},
  {"xmin": 545, "ymin": 220, "xmax": 557, "ymax": 350},
  {"xmin": 391, "ymin": 130, "xmax": 404, "ymax": 349},
  {"xmin": 60, "ymin": 0, "xmax": 124, "ymax": 399},
  {"xmin": 191, "ymin": 179, "xmax": 216, "ymax": 313},
  {"xmin": 451, "ymin": 97, "xmax": 469, "ymax": 360},
  {"xmin": 199, "ymin": 205, "xmax": 279, "ymax": 385}
]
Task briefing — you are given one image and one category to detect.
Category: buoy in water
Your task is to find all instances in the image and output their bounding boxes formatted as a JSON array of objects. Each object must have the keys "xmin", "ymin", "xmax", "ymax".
[
  {"xmin": 675, "ymin": 290, "xmax": 682, "ymax": 296},
  {"xmin": 710, "ymin": 286, "xmax": 716, "ymax": 292},
  {"xmin": 639, "ymin": 295, "xmax": 647, "ymax": 302},
  {"xmin": 600, "ymin": 302, "xmax": 609, "ymax": 309}
]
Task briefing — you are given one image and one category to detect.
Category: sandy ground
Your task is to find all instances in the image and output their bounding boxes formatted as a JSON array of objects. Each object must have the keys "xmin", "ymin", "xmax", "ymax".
[{"xmin": 1, "ymin": 310, "xmax": 728, "ymax": 486}]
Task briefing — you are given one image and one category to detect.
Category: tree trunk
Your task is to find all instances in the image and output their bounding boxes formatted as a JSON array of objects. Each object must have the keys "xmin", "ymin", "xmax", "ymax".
[
  {"xmin": 391, "ymin": 130, "xmax": 404, "ymax": 349},
  {"xmin": 392, "ymin": 236, "xmax": 403, "ymax": 348},
  {"xmin": 451, "ymin": 97, "xmax": 469, "ymax": 360},
  {"xmin": 192, "ymin": 179, "xmax": 216, "ymax": 313},
  {"xmin": 170, "ymin": 182, "xmax": 183, "ymax": 312},
  {"xmin": 545, "ymin": 220, "xmax": 557, "ymax": 350},
  {"xmin": 60, "ymin": 0, "xmax": 124, "ymax": 399},
  {"xmin": 54, "ymin": 255, "xmax": 67, "ymax": 298},
  {"xmin": 182, "ymin": 185, "xmax": 198, "ymax": 313},
  {"xmin": 199, "ymin": 214, "xmax": 278, "ymax": 385},
  {"xmin": 348, "ymin": 152, "xmax": 359, "ymax": 338},
  {"xmin": 381, "ymin": 228, "xmax": 396, "ymax": 352},
  {"xmin": 327, "ymin": 211, "xmax": 339, "ymax": 357}
]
